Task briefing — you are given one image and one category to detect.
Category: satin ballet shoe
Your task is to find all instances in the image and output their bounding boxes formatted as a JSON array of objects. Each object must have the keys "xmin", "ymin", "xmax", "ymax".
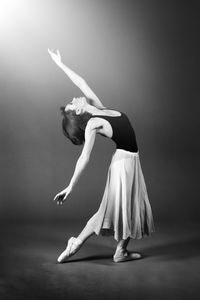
[
  {"xmin": 57, "ymin": 237, "xmax": 82, "ymax": 263},
  {"xmin": 113, "ymin": 249, "xmax": 142, "ymax": 263}
]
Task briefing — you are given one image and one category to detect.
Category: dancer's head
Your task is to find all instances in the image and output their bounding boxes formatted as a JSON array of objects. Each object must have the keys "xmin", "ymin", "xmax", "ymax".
[
  {"xmin": 64, "ymin": 97, "xmax": 88, "ymax": 115},
  {"xmin": 60, "ymin": 97, "xmax": 92, "ymax": 145}
]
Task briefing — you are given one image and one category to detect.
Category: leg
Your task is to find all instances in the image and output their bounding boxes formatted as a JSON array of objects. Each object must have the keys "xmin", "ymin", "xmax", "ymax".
[
  {"xmin": 77, "ymin": 222, "xmax": 95, "ymax": 243},
  {"xmin": 116, "ymin": 237, "xmax": 130, "ymax": 251},
  {"xmin": 57, "ymin": 222, "xmax": 95, "ymax": 263},
  {"xmin": 113, "ymin": 237, "xmax": 142, "ymax": 263},
  {"xmin": 113, "ymin": 237, "xmax": 130, "ymax": 259}
]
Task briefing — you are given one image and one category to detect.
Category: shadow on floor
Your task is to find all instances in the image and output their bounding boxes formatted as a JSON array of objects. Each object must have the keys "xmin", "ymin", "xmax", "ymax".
[
  {"xmin": 56, "ymin": 234, "xmax": 200, "ymax": 264},
  {"xmin": 62, "ymin": 254, "xmax": 113, "ymax": 263}
]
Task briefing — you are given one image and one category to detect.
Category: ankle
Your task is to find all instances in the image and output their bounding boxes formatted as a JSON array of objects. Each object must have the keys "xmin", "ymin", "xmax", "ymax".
[
  {"xmin": 115, "ymin": 246, "xmax": 126, "ymax": 254},
  {"xmin": 75, "ymin": 237, "xmax": 83, "ymax": 245}
]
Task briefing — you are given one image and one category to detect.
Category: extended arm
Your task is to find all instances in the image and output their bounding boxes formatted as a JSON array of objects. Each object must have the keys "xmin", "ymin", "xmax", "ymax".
[
  {"xmin": 54, "ymin": 119, "xmax": 97, "ymax": 203},
  {"xmin": 48, "ymin": 49, "xmax": 106, "ymax": 109},
  {"xmin": 68, "ymin": 120, "xmax": 96, "ymax": 189}
]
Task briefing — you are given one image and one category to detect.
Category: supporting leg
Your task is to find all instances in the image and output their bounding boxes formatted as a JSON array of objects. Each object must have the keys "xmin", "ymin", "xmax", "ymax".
[
  {"xmin": 116, "ymin": 237, "xmax": 130, "ymax": 251},
  {"xmin": 113, "ymin": 237, "xmax": 142, "ymax": 263}
]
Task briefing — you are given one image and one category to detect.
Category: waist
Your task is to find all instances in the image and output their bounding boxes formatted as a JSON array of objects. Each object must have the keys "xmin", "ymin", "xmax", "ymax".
[
  {"xmin": 111, "ymin": 149, "xmax": 139, "ymax": 162},
  {"xmin": 116, "ymin": 148, "xmax": 139, "ymax": 155}
]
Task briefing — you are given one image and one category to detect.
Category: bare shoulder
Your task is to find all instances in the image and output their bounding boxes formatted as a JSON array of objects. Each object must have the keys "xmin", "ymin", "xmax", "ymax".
[{"xmin": 85, "ymin": 117, "xmax": 104, "ymax": 131}]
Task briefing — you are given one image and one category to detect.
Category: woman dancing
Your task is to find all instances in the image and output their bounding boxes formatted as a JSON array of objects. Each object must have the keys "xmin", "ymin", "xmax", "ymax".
[{"xmin": 48, "ymin": 49, "xmax": 155, "ymax": 263}]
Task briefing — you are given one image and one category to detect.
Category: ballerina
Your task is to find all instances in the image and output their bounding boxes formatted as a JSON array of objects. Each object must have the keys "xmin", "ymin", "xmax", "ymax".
[{"xmin": 48, "ymin": 49, "xmax": 155, "ymax": 263}]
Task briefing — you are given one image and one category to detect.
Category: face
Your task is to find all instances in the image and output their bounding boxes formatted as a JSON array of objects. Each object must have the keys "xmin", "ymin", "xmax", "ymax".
[{"xmin": 65, "ymin": 97, "xmax": 87, "ymax": 114}]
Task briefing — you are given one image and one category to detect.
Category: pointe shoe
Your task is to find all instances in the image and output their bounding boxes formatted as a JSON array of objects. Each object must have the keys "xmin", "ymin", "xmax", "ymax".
[
  {"xmin": 57, "ymin": 237, "xmax": 82, "ymax": 263},
  {"xmin": 113, "ymin": 249, "xmax": 142, "ymax": 263}
]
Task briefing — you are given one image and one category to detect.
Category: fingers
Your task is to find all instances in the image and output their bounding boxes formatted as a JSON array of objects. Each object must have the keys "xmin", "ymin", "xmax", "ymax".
[
  {"xmin": 53, "ymin": 193, "xmax": 59, "ymax": 201},
  {"xmin": 47, "ymin": 48, "xmax": 60, "ymax": 56},
  {"xmin": 53, "ymin": 193, "xmax": 67, "ymax": 205},
  {"xmin": 56, "ymin": 49, "xmax": 61, "ymax": 57},
  {"xmin": 63, "ymin": 194, "xmax": 68, "ymax": 201},
  {"xmin": 48, "ymin": 48, "xmax": 53, "ymax": 55},
  {"xmin": 57, "ymin": 200, "xmax": 63, "ymax": 205},
  {"xmin": 47, "ymin": 48, "xmax": 56, "ymax": 57},
  {"xmin": 56, "ymin": 196, "xmax": 64, "ymax": 205},
  {"xmin": 53, "ymin": 194, "xmax": 63, "ymax": 203},
  {"xmin": 53, "ymin": 187, "xmax": 70, "ymax": 205}
]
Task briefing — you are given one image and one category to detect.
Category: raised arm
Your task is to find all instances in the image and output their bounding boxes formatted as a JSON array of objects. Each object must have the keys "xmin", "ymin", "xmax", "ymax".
[
  {"xmin": 53, "ymin": 119, "xmax": 97, "ymax": 204},
  {"xmin": 48, "ymin": 49, "xmax": 106, "ymax": 109}
]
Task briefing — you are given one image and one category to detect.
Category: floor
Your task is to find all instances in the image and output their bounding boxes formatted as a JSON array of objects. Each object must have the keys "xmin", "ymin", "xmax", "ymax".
[{"xmin": 0, "ymin": 222, "xmax": 199, "ymax": 300}]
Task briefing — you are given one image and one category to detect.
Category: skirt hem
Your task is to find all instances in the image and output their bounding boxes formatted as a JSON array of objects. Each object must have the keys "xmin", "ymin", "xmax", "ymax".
[{"xmin": 93, "ymin": 227, "xmax": 155, "ymax": 241}]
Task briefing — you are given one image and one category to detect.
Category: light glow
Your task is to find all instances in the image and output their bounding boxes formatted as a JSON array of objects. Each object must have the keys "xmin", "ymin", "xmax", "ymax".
[{"xmin": 0, "ymin": 0, "xmax": 22, "ymax": 30}]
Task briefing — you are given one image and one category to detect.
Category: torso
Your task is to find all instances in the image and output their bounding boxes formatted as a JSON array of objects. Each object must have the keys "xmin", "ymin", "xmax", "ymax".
[
  {"xmin": 89, "ymin": 109, "xmax": 138, "ymax": 152},
  {"xmin": 91, "ymin": 109, "xmax": 122, "ymax": 138}
]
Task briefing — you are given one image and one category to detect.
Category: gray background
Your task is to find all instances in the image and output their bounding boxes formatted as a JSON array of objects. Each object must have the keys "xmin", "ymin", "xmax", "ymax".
[{"xmin": 0, "ymin": 0, "xmax": 199, "ymax": 225}]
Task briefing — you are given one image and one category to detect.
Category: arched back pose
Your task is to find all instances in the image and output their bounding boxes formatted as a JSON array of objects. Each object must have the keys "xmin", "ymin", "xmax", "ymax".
[{"xmin": 48, "ymin": 49, "xmax": 155, "ymax": 263}]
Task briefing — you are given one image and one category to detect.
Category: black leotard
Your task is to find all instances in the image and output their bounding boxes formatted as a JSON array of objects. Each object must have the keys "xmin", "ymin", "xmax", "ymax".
[{"xmin": 91, "ymin": 112, "xmax": 138, "ymax": 152}]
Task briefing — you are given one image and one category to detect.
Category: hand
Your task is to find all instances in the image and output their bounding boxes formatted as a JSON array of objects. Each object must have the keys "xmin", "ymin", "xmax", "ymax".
[
  {"xmin": 48, "ymin": 48, "xmax": 62, "ymax": 65},
  {"xmin": 53, "ymin": 186, "xmax": 72, "ymax": 205}
]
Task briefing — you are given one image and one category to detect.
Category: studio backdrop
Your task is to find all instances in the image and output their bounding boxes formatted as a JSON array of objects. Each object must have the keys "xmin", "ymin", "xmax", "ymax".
[{"xmin": 0, "ymin": 0, "xmax": 199, "ymax": 225}]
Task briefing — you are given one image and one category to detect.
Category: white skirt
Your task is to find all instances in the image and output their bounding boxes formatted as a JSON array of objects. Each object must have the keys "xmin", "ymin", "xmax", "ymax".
[{"xmin": 86, "ymin": 149, "xmax": 155, "ymax": 241}]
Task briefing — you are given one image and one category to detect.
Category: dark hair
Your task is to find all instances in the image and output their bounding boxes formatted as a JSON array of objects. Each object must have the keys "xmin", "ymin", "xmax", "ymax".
[{"xmin": 60, "ymin": 107, "xmax": 92, "ymax": 145}]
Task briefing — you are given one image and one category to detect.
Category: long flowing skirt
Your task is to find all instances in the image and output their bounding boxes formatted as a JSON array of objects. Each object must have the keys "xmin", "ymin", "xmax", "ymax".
[{"xmin": 86, "ymin": 149, "xmax": 155, "ymax": 241}]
